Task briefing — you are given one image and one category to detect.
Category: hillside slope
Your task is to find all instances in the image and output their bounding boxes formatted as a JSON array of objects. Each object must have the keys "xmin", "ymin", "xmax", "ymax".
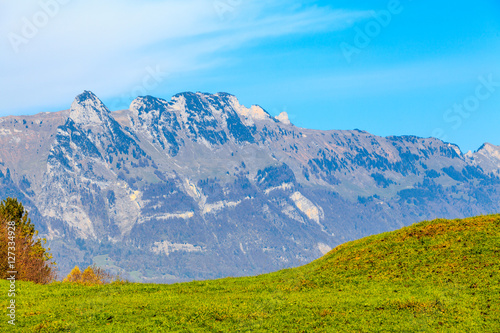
[{"xmin": 2, "ymin": 215, "xmax": 499, "ymax": 332}]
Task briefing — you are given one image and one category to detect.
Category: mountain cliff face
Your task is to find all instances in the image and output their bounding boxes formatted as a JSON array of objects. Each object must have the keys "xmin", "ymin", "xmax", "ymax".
[{"xmin": 1, "ymin": 91, "xmax": 499, "ymax": 282}]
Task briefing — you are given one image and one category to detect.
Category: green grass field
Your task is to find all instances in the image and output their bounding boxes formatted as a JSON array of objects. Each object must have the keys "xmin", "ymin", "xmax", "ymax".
[{"xmin": 2, "ymin": 215, "xmax": 499, "ymax": 332}]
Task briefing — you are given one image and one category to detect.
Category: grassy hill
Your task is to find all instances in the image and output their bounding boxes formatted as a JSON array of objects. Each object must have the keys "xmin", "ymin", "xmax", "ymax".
[{"xmin": 2, "ymin": 215, "xmax": 499, "ymax": 332}]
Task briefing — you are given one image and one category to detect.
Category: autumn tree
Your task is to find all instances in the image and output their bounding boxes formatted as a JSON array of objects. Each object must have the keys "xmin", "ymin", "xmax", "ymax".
[
  {"xmin": 0, "ymin": 197, "xmax": 56, "ymax": 284},
  {"xmin": 63, "ymin": 264, "xmax": 121, "ymax": 285}
]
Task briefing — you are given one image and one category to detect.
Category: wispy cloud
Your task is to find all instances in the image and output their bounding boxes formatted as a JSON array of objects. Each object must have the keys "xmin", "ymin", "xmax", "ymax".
[{"xmin": 0, "ymin": 0, "xmax": 369, "ymax": 114}]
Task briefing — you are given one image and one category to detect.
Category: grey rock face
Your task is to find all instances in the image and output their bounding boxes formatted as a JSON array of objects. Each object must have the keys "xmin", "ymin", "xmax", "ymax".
[{"xmin": 0, "ymin": 91, "xmax": 499, "ymax": 282}]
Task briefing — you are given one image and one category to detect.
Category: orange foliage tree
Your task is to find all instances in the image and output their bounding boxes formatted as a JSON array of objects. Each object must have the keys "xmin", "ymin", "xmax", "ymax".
[
  {"xmin": 0, "ymin": 197, "xmax": 56, "ymax": 284},
  {"xmin": 63, "ymin": 264, "xmax": 120, "ymax": 285}
]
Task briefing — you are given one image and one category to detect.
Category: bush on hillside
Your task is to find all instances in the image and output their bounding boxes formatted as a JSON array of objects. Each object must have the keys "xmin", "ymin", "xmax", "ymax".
[{"xmin": 63, "ymin": 264, "xmax": 124, "ymax": 285}]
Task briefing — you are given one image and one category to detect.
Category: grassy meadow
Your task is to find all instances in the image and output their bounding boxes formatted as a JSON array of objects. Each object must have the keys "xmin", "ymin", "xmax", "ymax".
[{"xmin": 2, "ymin": 215, "xmax": 499, "ymax": 332}]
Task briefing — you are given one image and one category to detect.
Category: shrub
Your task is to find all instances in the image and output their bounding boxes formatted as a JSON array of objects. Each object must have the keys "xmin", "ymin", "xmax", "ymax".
[
  {"xmin": 63, "ymin": 264, "xmax": 124, "ymax": 285},
  {"xmin": 63, "ymin": 266, "xmax": 82, "ymax": 283}
]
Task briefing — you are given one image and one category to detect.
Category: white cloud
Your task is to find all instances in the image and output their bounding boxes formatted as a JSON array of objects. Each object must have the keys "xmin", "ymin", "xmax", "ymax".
[{"xmin": 0, "ymin": 0, "xmax": 370, "ymax": 114}]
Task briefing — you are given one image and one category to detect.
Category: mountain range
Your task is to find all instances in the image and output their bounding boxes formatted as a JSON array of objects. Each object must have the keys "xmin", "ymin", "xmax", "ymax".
[{"xmin": 0, "ymin": 91, "xmax": 499, "ymax": 282}]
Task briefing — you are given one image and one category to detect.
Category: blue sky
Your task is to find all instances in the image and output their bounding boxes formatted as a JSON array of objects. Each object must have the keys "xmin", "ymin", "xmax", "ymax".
[{"xmin": 1, "ymin": 0, "xmax": 499, "ymax": 152}]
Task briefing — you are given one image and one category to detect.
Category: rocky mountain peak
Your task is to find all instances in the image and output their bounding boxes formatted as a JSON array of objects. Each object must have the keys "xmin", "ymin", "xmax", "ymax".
[
  {"xmin": 476, "ymin": 143, "xmax": 500, "ymax": 160},
  {"xmin": 129, "ymin": 95, "xmax": 168, "ymax": 117},
  {"xmin": 129, "ymin": 92, "xmax": 273, "ymax": 130},
  {"xmin": 69, "ymin": 90, "xmax": 111, "ymax": 126},
  {"xmin": 447, "ymin": 143, "xmax": 462, "ymax": 157},
  {"xmin": 224, "ymin": 95, "xmax": 271, "ymax": 123},
  {"xmin": 276, "ymin": 112, "xmax": 291, "ymax": 125}
]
